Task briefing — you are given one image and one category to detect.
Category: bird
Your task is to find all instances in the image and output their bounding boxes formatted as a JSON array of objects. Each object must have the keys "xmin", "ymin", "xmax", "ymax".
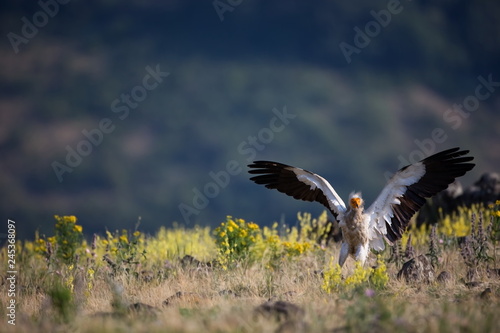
[{"xmin": 248, "ymin": 147, "xmax": 475, "ymax": 267}]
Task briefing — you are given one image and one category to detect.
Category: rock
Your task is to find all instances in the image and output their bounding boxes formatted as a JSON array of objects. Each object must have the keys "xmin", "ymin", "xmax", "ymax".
[
  {"xmin": 436, "ymin": 271, "xmax": 452, "ymax": 283},
  {"xmin": 180, "ymin": 255, "xmax": 204, "ymax": 267},
  {"xmin": 128, "ymin": 302, "xmax": 158, "ymax": 318},
  {"xmin": 218, "ymin": 289, "xmax": 240, "ymax": 297},
  {"xmin": 164, "ymin": 260, "xmax": 174, "ymax": 270},
  {"xmin": 464, "ymin": 281, "xmax": 483, "ymax": 289},
  {"xmin": 416, "ymin": 172, "xmax": 500, "ymax": 225},
  {"xmin": 162, "ymin": 291, "xmax": 203, "ymax": 306},
  {"xmin": 487, "ymin": 268, "xmax": 500, "ymax": 278},
  {"xmin": 480, "ymin": 288, "xmax": 492, "ymax": 300},
  {"xmin": 140, "ymin": 270, "xmax": 154, "ymax": 282},
  {"xmin": 254, "ymin": 301, "xmax": 305, "ymax": 322},
  {"xmin": 397, "ymin": 255, "xmax": 434, "ymax": 283},
  {"xmin": 460, "ymin": 172, "xmax": 500, "ymax": 206},
  {"xmin": 128, "ymin": 302, "xmax": 157, "ymax": 312},
  {"xmin": 179, "ymin": 255, "xmax": 213, "ymax": 272},
  {"xmin": 92, "ymin": 302, "xmax": 158, "ymax": 319}
]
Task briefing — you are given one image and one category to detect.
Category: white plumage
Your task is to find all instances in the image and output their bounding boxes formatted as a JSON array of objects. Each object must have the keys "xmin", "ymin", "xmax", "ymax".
[{"xmin": 248, "ymin": 147, "xmax": 474, "ymax": 266}]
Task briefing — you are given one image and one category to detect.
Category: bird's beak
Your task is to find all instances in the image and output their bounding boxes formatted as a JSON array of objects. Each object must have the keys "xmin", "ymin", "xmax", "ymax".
[{"xmin": 350, "ymin": 197, "xmax": 361, "ymax": 208}]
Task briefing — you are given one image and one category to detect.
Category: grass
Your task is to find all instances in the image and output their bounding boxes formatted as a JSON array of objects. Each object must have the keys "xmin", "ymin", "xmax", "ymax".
[{"xmin": 1, "ymin": 203, "xmax": 500, "ymax": 333}]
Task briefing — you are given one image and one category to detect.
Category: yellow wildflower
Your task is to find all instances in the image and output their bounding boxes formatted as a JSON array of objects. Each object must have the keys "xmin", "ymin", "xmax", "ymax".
[
  {"xmin": 66, "ymin": 216, "xmax": 77, "ymax": 223},
  {"xmin": 345, "ymin": 262, "xmax": 371, "ymax": 286},
  {"xmin": 228, "ymin": 220, "xmax": 239, "ymax": 229},
  {"xmin": 370, "ymin": 256, "xmax": 389, "ymax": 289},
  {"xmin": 73, "ymin": 225, "xmax": 83, "ymax": 233},
  {"xmin": 247, "ymin": 222, "xmax": 259, "ymax": 230},
  {"xmin": 322, "ymin": 258, "xmax": 343, "ymax": 294}
]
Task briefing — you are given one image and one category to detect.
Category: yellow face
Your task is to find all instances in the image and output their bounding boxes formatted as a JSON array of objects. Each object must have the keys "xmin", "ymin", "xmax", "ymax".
[{"xmin": 349, "ymin": 197, "xmax": 361, "ymax": 209}]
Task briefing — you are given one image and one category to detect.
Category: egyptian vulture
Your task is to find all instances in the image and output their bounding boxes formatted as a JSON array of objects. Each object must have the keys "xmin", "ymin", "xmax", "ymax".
[{"xmin": 248, "ymin": 147, "xmax": 474, "ymax": 266}]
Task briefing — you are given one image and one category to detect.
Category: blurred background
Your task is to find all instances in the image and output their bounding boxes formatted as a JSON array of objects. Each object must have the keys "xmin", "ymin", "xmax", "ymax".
[{"xmin": 1, "ymin": 0, "xmax": 499, "ymax": 239}]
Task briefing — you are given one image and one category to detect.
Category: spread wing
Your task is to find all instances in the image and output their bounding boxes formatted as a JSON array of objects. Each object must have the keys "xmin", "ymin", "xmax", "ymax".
[
  {"xmin": 248, "ymin": 161, "xmax": 346, "ymax": 220},
  {"xmin": 366, "ymin": 147, "xmax": 475, "ymax": 249}
]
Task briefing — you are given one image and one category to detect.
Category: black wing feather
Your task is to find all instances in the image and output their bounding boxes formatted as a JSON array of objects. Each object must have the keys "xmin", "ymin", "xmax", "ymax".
[
  {"xmin": 385, "ymin": 147, "xmax": 475, "ymax": 242},
  {"xmin": 248, "ymin": 161, "xmax": 340, "ymax": 220}
]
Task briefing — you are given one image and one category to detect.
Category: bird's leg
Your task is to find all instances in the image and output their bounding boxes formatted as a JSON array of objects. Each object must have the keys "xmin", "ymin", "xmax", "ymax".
[
  {"xmin": 339, "ymin": 242, "xmax": 349, "ymax": 267},
  {"xmin": 354, "ymin": 244, "xmax": 369, "ymax": 266}
]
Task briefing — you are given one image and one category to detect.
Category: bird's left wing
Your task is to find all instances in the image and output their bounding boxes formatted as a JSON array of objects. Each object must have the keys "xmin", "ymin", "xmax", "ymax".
[
  {"xmin": 248, "ymin": 161, "xmax": 346, "ymax": 219},
  {"xmin": 366, "ymin": 147, "xmax": 475, "ymax": 250}
]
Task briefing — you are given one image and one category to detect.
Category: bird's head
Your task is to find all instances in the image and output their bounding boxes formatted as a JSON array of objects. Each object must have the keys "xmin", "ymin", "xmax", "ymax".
[{"xmin": 349, "ymin": 192, "xmax": 363, "ymax": 209}]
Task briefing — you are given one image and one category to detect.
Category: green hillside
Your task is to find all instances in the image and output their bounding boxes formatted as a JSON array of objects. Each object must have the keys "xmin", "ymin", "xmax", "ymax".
[{"xmin": 0, "ymin": 0, "xmax": 499, "ymax": 238}]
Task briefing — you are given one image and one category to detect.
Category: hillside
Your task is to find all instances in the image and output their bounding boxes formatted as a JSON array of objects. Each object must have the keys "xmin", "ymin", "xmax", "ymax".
[{"xmin": 0, "ymin": 0, "xmax": 499, "ymax": 238}]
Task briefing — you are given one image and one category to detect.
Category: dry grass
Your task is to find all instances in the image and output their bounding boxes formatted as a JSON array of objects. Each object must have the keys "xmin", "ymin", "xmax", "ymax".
[
  {"xmin": 2, "ymin": 246, "xmax": 499, "ymax": 333},
  {"xmin": 1, "ymin": 209, "xmax": 500, "ymax": 333}
]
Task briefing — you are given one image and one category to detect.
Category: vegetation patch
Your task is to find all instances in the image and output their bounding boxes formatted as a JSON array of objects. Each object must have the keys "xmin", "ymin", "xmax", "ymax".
[{"xmin": 1, "ymin": 201, "xmax": 499, "ymax": 332}]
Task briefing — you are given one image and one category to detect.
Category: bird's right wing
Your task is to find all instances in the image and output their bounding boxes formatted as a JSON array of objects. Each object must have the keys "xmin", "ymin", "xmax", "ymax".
[
  {"xmin": 248, "ymin": 161, "xmax": 346, "ymax": 220},
  {"xmin": 366, "ymin": 147, "xmax": 475, "ymax": 249}
]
